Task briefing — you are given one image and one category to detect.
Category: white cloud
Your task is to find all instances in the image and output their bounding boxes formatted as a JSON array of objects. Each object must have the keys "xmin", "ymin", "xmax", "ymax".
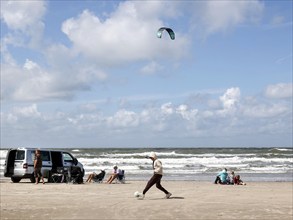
[
  {"xmin": 220, "ymin": 87, "xmax": 241, "ymax": 110},
  {"xmin": 161, "ymin": 102, "xmax": 174, "ymax": 115},
  {"xmin": 140, "ymin": 61, "xmax": 163, "ymax": 75},
  {"xmin": 1, "ymin": 84, "xmax": 292, "ymax": 147},
  {"xmin": 13, "ymin": 104, "xmax": 41, "ymax": 118},
  {"xmin": 1, "ymin": 49, "xmax": 108, "ymax": 101},
  {"xmin": 176, "ymin": 105, "xmax": 198, "ymax": 120},
  {"xmin": 0, "ymin": 0, "xmax": 46, "ymax": 48},
  {"xmin": 193, "ymin": 1, "xmax": 264, "ymax": 36},
  {"xmin": 23, "ymin": 59, "xmax": 39, "ymax": 71},
  {"xmin": 1, "ymin": 59, "xmax": 60, "ymax": 101},
  {"xmin": 61, "ymin": 2, "xmax": 189, "ymax": 66},
  {"xmin": 0, "ymin": 1, "xmax": 266, "ymax": 103},
  {"xmin": 1, "ymin": 0, "xmax": 46, "ymax": 31},
  {"xmin": 107, "ymin": 109, "xmax": 139, "ymax": 128},
  {"xmin": 242, "ymin": 104, "xmax": 288, "ymax": 118},
  {"xmin": 265, "ymin": 83, "xmax": 293, "ymax": 99}
]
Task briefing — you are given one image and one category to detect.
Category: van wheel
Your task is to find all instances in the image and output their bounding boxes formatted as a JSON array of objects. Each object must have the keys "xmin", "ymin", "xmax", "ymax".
[{"xmin": 11, "ymin": 177, "xmax": 21, "ymax": 183}]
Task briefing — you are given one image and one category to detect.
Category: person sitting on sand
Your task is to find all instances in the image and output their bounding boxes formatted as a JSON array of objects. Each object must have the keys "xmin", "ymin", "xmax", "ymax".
[
  {"xmin": 233, "ymin": 175, "xmax": 246, "ymax": 185},
  {"xmin": 106, "ymin": 166, "xmax": 121, "ymax": 184},
  {"xmin": 214, "ymin": 168, "xmax": 228, "ymax": 184},
  {"xmin": 228, "ymin": 171, "xmax": 235, "ymax": 184},
  {"xmin": 86, "ymin": 170, "xmax": 105, "ymax": 183}
]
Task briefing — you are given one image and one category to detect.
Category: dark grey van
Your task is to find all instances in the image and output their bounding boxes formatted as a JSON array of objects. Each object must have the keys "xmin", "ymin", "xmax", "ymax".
[{"xmin": 4, "ymin": 148, "xmax": 84, "ymax": 183}]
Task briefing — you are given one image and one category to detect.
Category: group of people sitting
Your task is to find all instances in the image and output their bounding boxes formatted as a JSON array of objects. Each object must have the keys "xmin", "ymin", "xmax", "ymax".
[
  {"xmin": 85, "ymin": 165, "xmax": 124, "ymax": 184},
  {"xmin": 214, "ymin": 168, "xmax": 246, "ymax": 185}
]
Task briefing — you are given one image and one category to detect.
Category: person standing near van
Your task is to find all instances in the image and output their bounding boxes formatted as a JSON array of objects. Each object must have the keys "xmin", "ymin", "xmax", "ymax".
[
  {"xmin": 34, "ymin": 150, "xmax": 45, "ymax": 184},
  {"xmin": 137, "ymin": 152, "xmax": 172, "ymax": 199}
]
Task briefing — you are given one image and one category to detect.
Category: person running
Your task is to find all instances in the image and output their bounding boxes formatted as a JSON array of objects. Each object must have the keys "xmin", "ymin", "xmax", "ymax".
[
  {"xmin": 34, "ymin": 149, "xmax": 45, "ymax": 184},
  {"xmin": 137, "ymin": 152, "xmax": 171, "ymax": 200}
]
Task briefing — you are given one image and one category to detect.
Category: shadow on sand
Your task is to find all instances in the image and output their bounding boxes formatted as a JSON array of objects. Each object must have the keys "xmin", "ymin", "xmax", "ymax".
[{"xmin": 149, "ymin": 196, "xmax": 185, "ymax": 200}]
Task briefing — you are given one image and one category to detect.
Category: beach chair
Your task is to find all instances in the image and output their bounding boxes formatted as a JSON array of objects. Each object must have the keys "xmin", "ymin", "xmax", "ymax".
[
  {"xmin": 51, "ymin": 173, "xmax": 64, "ymax": 183},
  {"xmin": 93, "ymin": 170, "xmax": 106, "ymax": 183},
  {"xmin": 67, "ymin": 166, "xmax": 83, "ymax": 184},
  {"xmin": 116, "ymin": 170, "xmax": 125, "ymax": 184},
  {"xmin": 50, "ymin": 167, "xmax": 65, "ymax": 183}
]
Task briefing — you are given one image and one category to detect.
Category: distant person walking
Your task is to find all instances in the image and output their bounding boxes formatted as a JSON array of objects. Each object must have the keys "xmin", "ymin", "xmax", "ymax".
[
  {"xmin": 34, "ymin": 150, "xmax": 45, "ymax": 184},
  {"xmin": 137, "ymin": 152, "xmax": 172, "ymax": 199}
]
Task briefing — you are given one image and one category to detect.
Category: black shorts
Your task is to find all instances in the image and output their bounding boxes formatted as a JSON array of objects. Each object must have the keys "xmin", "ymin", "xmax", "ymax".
[{"xmin": 34, "ymin": 168, "xmax": 42, "ymax": 178}]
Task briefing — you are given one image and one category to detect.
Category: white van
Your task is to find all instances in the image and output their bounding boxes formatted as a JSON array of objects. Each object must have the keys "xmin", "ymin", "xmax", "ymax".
[{"xmin": 4, "ymin": 148, "xmax": 84, "ymax": 183}]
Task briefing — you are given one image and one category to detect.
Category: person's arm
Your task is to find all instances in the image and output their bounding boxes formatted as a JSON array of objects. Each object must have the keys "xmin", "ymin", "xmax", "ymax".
[{"xmin": 34, "ymin": 159, "xmax": 37, "ymax": 168}]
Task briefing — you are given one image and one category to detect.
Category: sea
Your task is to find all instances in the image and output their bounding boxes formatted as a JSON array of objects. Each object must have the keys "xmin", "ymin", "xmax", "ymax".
[{"xmin": 0, "ymin": 147, "xmax": 292, "ymax": 182}]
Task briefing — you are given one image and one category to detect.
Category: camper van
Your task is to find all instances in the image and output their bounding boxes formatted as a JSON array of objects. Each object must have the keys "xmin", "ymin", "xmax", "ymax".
[{"xmin": 4, "ymin": 148, "xmax": 84, "ymax": 183}]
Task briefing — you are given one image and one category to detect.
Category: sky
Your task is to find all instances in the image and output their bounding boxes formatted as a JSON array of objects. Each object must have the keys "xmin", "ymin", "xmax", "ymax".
[{"xmin": 0, "ymin": 0, "xmax": 292, "ymax": 148}]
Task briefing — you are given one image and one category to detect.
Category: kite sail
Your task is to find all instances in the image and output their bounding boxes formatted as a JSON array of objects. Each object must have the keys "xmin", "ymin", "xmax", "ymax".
[{"xmin": 157, "ymin": 27, "xmax": 175, "ymax": 40}]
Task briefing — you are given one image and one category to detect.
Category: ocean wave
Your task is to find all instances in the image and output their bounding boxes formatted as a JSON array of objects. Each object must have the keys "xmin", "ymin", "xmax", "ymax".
[{"xmin": 270, "ymin": 148, "xmax": 293, "ymax": 152}]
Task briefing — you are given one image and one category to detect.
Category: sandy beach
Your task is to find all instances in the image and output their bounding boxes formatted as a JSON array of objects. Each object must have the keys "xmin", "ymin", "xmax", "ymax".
[{"xmin": 0, "ymin": 179, "xmax": 292, "ymax": 220}]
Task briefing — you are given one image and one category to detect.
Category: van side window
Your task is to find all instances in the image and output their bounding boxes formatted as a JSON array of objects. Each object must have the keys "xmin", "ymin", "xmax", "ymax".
[
  {"xmin": 41, "ymin": 151, "xmax": 50, "ymax": 161},
  {"xmin": 15, "ymin": 150, "xmax": 25, "ymax": 160},
  {"xmin": 31, "ymin": 152, "xmax": 35, "ymax": 161},
  {"xmin": 63, "ymin": 153, "xmax": 73, "ymax": 162},
  {"xmin": 30, "ymin": 151, "xmax": 51, "ymax": 162}
]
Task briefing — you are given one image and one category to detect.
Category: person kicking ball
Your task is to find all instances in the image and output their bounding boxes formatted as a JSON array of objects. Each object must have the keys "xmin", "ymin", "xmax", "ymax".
[{"xmin": 137, "ymin": 152, "xmax": 172, "ymax": 200}]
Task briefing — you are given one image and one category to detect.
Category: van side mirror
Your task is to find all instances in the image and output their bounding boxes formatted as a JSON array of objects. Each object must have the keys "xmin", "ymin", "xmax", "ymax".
[{"xmin": 73, "ymin": 158, "xmax": 78, "ymax": 165}]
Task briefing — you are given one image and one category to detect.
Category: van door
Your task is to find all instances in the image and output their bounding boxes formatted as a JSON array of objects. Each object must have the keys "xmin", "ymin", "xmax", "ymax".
[
  {"xmin": 41, "ymin": 151, "xmax": 52, "ymax": 178},
  {"xmin": 50, "ymin": 151, "xmax": 63, "ymax": 172},
  {"xmin": 4, "ymin": 149, "xmax": 17, "ymax": 177},
  {"xmin": 12, "ymin": 150, "xmax": 26, "ymax": 176},
  {"xmin": 29, "ymin": 150, "xmax": 52, "ymax": 178}
]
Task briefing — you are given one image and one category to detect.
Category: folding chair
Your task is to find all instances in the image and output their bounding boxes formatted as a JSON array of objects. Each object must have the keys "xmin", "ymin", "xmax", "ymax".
[
  {"xmin": 67, "ymin": 166, "xmax": 83, "ymax": 184},
  {"xmin": 51, "ymin": 173, "xmax": 64, "ymax": 183},
  {"xmin": 116, "ymin": 170, "xmax": 125, "ymax": 184},
  {"xmin": 50, "ymin": 167, "xmax": 65, "ymax": 183},
  {"xmin": 93, "ymin": 170, "xmax": 106, "ymax": 183}
]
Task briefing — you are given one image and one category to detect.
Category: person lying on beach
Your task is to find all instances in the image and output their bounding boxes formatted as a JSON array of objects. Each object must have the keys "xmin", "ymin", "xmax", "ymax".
[
  {"xmin": 86, "ymin": 170, "xmax": 105, "ymax": 183},
  {"xmin": 106, "ymin": 166, "xmax": 122, "ymax": 184},
  {"xmin": 214, "ymin": 168, "xmax": 228, "ymax": 184},
  {"xmin": 233, "ymin": 175, "xmax": 246, "ymax": 185}
]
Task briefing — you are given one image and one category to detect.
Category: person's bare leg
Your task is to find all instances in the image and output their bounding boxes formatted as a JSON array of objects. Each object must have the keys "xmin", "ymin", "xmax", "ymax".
[
  {"xmin": 106, "ymin": 175, "xmax": 114, "ymax": 183},
  {"xmin": 86, "ymin": 175, "xmax": 90, "ymax": 182},
  {"xmin": 108, "ymin": 174, "xmax": 117, "ymax": 184},
  {"xmin": 86, "ymin": 174, "xmax": 93, "ymax": 182}
]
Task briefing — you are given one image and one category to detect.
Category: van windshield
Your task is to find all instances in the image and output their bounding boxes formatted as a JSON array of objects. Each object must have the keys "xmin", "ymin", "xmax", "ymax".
[{"xmin": 15, "ymin": 150, "xmax": 25, "ymax": 160}]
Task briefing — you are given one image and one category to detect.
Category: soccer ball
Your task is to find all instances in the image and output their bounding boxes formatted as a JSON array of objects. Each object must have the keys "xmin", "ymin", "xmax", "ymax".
[{"xmin": 134, "ymin": 191, "xmax": 140, "ymax": 198}]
